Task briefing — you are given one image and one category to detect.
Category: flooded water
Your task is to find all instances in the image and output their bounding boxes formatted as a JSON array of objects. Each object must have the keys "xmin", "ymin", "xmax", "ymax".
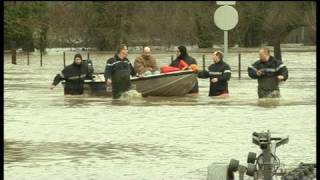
[{"xmin": 4, "ymin": 51, "xmax": 316, "ymax": 180}]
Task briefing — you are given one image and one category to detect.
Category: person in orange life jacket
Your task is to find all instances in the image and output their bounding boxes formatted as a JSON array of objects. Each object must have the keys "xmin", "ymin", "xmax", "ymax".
[
  {"xmin": 50, "ymin": 53, "xmax": 93, "ymax": 95},
  {"xmin": 198, "ymin": 51, "xmax": 231, "ymax": 96},
  {"xmin": 169, "ymin": 46, "xmax": 199, "ymax": 93}
]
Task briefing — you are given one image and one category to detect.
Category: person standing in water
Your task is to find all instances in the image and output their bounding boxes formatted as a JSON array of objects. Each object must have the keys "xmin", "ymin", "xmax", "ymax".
[
  {"xmin": 248, "ymin": 47, "xmax": 288, "ymax": 98},
  {"xmin": 104, "ymin": 46, "xmax": 136, "ymax": 99},
  {"xmin": 198, "ymin": 51, "xmax": 231, "ymax": 97},
  {"xmin": 50, "ymin": 53, "xmax": 93, "ymax": 95}
]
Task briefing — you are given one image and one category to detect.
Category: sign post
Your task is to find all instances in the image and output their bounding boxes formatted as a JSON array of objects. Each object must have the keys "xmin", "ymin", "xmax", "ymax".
[
  {"xmin": 214, "ymin": 3, "xmax": 238, "ymax": 61},
  {"xmin": 216, "ymin": 1, "xmax": 236, "ymax": 5},
  {"xmin": 224, "ymin": 31, "xmax": 228, "ymax": 58}
]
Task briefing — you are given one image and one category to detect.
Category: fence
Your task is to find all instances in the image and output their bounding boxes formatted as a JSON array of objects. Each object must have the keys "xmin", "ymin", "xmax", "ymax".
[{"xmin": 9, "ymin": 51, "xmax": 244, "ymax": 79}]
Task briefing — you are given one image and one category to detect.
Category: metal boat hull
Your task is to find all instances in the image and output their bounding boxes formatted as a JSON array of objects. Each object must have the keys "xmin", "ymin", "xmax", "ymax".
[{"xmin": 62, "ymin": 70, "xmax": 197, "ymax": 97}]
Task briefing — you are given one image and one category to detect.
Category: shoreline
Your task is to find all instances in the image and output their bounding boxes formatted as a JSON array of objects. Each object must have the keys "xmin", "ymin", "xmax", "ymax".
[{"xmin": 3, "ymin": 45, "xmax": 316, "ymax": 54}]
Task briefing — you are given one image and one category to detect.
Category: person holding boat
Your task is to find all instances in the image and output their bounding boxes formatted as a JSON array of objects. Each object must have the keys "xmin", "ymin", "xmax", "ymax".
[
  {"xmin": 198, "ymin": 51, "xmax": 231, "ymax": 97},
  {"xmin": 247, "ymin": 47, "xmax": 288, "ymax": 98},
  {"xmin": 50, "ymin": 53, "xmax": 93, "ymax": 95},
  {"xmin": 169, "ymin": 46, "xmax": 199, "ymax": 93},
  {"xmin": 134, "ymin": 46, "xmax": 159, "ymax": 76},
  {"xmin": 104, "ymin": 46, "xmax": 136, "ymax": 99}
]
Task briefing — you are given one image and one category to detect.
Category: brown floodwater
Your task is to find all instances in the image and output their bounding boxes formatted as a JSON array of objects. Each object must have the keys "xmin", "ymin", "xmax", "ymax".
[{"xmin": 4, "ymin": 51, "xmax": 316, "ymax": 180}]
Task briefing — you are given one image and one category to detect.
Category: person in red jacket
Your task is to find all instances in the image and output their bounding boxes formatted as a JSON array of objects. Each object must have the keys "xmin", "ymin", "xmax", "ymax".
[{"xmin": 169, "ymin": 46, "xmax": 199, "ymax": 93}]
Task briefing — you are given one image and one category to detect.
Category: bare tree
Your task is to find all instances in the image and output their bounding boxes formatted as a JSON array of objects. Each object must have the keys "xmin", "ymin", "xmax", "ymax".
[
  {"xmin": 262, "ymin": 2, "xmax": 306, "ymax": 60},
  {"xmin": 5, "ymin": 1, "xmax": 316, "ymax": 52}
]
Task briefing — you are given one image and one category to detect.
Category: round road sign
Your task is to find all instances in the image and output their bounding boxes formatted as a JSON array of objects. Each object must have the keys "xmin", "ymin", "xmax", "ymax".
[{"xmin": 214, "ymin": 5, "xmax": 239, "ymax": 31}]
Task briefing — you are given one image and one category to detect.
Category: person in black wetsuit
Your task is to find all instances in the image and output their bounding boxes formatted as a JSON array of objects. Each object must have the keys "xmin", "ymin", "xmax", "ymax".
[
  {"xmin": 170, "ymin": 46, "xmax": 199, "ymax": 94},
  {"xmin": 50, "ymin": 53, "xmax": 93, "ymax": 95},
  {"xmin": 248, "ymin": 48, "xmax": 288, "ymax": 98},
  {"xmin": 104, "ymin": 46, "xmax": 136, "ymax": 99},
  {"xmin": 198, "ymin": 51, "xmax": 231, "ymax": 96}
]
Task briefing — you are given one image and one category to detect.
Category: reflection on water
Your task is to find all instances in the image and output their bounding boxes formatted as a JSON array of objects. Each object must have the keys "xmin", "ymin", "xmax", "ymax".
[
  {"xmin": 61, "ymin": 94, "xmax": 312, "ymax": 108},
  {"xmin": 5, "ymin": 139, "xmax": 193, "ymax": 164},
  {"xmin": 257, "ymin": 98, "xmax": 281, "ymax": 108},
  {"xmin": 4, "ymin": 52, "xmax": 316, "ymax": 180}
]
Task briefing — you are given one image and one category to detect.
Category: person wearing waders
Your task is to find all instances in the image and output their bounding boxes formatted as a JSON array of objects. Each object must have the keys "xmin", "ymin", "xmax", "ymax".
[
  {"xmin": 104, "ymin": 46, "xmax": 136, "ymax": 99},
  {"xmin": 50, "ymin": 53, "xmax": 93, "ymax": 95},
  {"xmin": 170, "ymin": 45, "xmax": 199, "ymax": 94},
  {"xmin": 248, "ymin": 48, "xmax": 288, "ymax": 98},
  {"xmin": 198, "ymin": 51, "xmax": 231, "ymax": 97}
]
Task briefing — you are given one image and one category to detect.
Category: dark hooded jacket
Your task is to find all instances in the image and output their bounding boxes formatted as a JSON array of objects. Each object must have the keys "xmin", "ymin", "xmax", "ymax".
[
  {"xmin": 170, "ymin": 46, "xmax": 197, "ymax": 67},
  {"xmin": 170, "ymin": 46, "xmax": 199, "ymax": 93},
  {"xmin": 52, "ymin": 61, "xmax": 93, "ymax": 95}
]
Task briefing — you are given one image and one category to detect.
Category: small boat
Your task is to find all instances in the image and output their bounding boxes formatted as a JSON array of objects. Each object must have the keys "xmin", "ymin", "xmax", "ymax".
[
  {"xmin": 63, "ymin": 70, "xmax": 197, "ymax": 97},
  {"xmin": 131, "ymin": 70, "xmax": 197, "ymax": 97}
]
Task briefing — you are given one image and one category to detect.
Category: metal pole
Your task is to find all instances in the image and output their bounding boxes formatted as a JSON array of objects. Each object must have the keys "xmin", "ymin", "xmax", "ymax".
[
  {"xmin": 238, "ymin": 165, "xmax": 246, "ymax": 180},
  {"xmin": 12, "ymin": 49, "xmax": 17, "ymax": 64},
  {"xmin": 171, "ymin": 55, "xmax": 173, "ymax": 63},
  {"xmin": 40, "ymin": 51, "xmax": 43, "ymax": 66},
  {"xmin": 202, "ymin": 54, "xmax": 205, "ymax": 71},
  {"xmin": 262, "ymin": 131, "xmax": 273, "ymax": 180},
  {"xmin": 301, "ymin": 26, "xmax": 305, "ymax": 43},
  {"xmin": 224, "ymin": 31, "xmax": 228, "ymax": 61},
  {"xmin": 262, "ymin": 149, "xmax": 273, "ymax": 180},
  {"xmin": 11, "ymin": 41, "xmax": 17, "ymax": 65},
  {"xmin": 87, "ymin": 52, "xmax": 90, "ymax": 60},
  {"xmin": 27, "ymin": 51, "xmax": 29, "ymax": 65},
  {"xmin": 238, "ymin": 53, "xmax": 241, "ymax": 80},
  {"xmin": 63, "ymin": 51, "xmax": 66, "ymax": 67}
]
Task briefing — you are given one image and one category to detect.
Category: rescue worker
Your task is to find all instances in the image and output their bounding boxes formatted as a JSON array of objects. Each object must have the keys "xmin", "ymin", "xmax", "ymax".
[
  {"xmin": 134, "ymin": 46, "xmax": 159, "ymax": 76},
  {"xmin": 50, "ymin": 53, "xmax": 93, "ymax": 95},
  {"xmin": 248, "ymin": 48, "xmax": 288, "ymax": 98},
  {"xmin": 170, "ymin": 45, "xmax": 199, "ymax": 93},
  {"xmin": 104, "ymin": 46, "xmax": 136, "ymax": 99},
  {"xmin": 198, "ymin": 51, "xmax": 231, "ymax": 96}
]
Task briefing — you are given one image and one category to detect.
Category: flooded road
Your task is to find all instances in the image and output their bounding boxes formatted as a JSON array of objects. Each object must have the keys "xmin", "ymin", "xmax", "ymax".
[{"xmin": 4, "ymin": 51, "xmax": 316, "ymax": 180}]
